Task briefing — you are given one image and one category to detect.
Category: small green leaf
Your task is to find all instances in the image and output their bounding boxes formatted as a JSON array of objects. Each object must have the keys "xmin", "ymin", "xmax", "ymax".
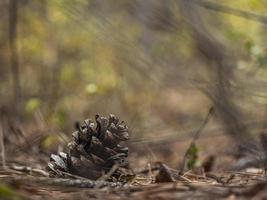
[
  {"xmin": 185, "ymin": 142, "xmax": 199, "ymax": 170},
  {"xmin": 25, "ymin": 98, "xmax": 41, "ymax": 114},
  {"xmin": 52, "ymin": 109, "xmax": 67, "ymax": 128},
  {"xmin": 41, "ymin": 135, "xmax": 60, "ymax": 150},
  {"xmin": 85, "ymin": 83, "xmax": 98, "ymax": 95},
  {"xmin": 244, "ymin": 40, "xmax": 254, "ymax": 54},
  {"xmin": 257, "ymin": 55, "xmax": 267, "ymax": 67}
]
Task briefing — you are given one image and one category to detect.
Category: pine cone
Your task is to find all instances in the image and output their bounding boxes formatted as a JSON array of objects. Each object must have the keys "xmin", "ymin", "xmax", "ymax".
[{"xmin": 48, "ymin": 114, "xmax": 130, "ymax": 180}]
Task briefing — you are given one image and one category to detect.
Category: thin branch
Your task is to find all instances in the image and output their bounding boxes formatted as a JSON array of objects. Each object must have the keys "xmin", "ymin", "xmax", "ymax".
[
  {"xmin": 194, "ymin": 0, "xmax": 267, "ymax": 25},
  {"xmin": 130, "ymin": 119, "xmax": 267, "ymax": 146},
  {"xmin": 0, "ymin": 121, "xmax": 6, "ymax": 169},
  {"xmin": 9, "ymin": 164, "xmax": 49, "ymax": 177},
  {"xmin": 180, "ymin": 107, "xmax": 214, "ymax": 171},
  {"xmin": 2, "ymin": 176, "xmax": 123, "ymax": 188},
  {"xmin": 9, "ymin": 0, "xmax": 22, "ymax": 116},
  {"xmin": 96, "ymin": 164, "xmax": 119, "ymax": 184},
  {"xmin": 192, "ymin": 106, "xmax": 214, "ymax": 141}
]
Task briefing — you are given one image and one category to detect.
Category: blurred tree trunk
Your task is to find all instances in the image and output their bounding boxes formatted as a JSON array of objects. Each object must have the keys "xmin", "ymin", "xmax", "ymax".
[
  {"xmin": 48, "ymin": 52, "xmax": 61, "ymax": 115},
  {"xmin": 135, "ymin": 0, "xmax": 174, "ymax": 51},
  {"xmin": 38, "ymin": 0, "xmax": 49, "ymax": 101},
  {"xmin": 8, "ymin": 0, "xmax": 21, "ymax": 118},
  {"xmin": 179, "ymin": 0, "xmax": 251, "ymax": 143},
  {"xmin": 39, "ymin": 0, "xmax": 61, "ymax": 116},
  {"xmin": 135, "ymin": 0, "xmax": 155, "ymax": 52},
  {"xmin": 0, "ymin": 1, "xmax": 9, "ymax": 88}
]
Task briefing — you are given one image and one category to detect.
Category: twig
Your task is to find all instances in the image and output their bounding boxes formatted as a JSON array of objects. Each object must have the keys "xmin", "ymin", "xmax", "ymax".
[
  {"xmin": 205, "ymin": 173, "xmax": 225, "ymax": 184},
  {"xmin": 97, "ymin": 164, "xmax": 119, "ymax": 182},
  {"xmin": 181, "ymin": 107, "xmax": 214, "ymax": 171},
  {"xmin": 2, "ymin": 176, "xmax": 123, "ymax": 188},
  {"xmin": 56, "ymin": 170, "xmax": 89, "ymax": 180},
  {"xmin": 192, "ymin": 107, "xmax": 214, "ymax": 142},
  {"xmin": 0, "ymin": 121, "xmax": 6, "ymax": 169},
  {"xmin": 194, "ymin": 0, "xmax": 267, "ymax": 25},
  {"xmin": 137, "ymin": 166, "xmax": 160, "ymax": 174},
  {"xmin": 130, "ymin": 119, "xmax": 267, "ymax": 145},
  {"xmin": 9, "ymin": 164, "xmax": 49, "ymax": 177}
]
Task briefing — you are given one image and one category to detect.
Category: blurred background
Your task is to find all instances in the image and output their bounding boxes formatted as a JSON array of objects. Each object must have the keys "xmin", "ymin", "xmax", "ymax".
[{"xmin": 1, "ymin": 0, "xmax": 267, "ymax": 169}]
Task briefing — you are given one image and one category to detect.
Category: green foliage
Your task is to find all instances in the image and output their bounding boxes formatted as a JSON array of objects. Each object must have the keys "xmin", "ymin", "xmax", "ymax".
[
  {"xmin": 25, "ymin": 98, "xmax": 41, "ymax": 114},
  {"xmin": 85, "ymin": 83, "xmax": 98, "ymax": 95},
  {"xmin": 245, "ymin": 40, "xmax": 254, "ymax": 54},
  {"xmin": 0, "ymin": 183, "xmax": 21, "ymax": 200},
  {"xmin": 257, "ymin": 55, "xmax": 267, "ymax": 67},
  {"xmin": 224, "ymin": 29, "xmax": 245, "ymax": 42},
  {"xmin": 52, "ymin": 109, "xmax": 67, "ymax": 128},
  {"xmin": 41, "ymin": 135, "xmax": 61, "ymax": 151},
  {"xmin": 185, "ymin": 142, "xmax": 199, "ymax": 170}
]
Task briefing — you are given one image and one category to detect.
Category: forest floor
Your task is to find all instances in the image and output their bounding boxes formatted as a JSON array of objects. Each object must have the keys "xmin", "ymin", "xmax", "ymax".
[
  {"xmin": 0, "ymin": 166, "xmax": 267, "ymax": 200},
  {"xmin": 1, "ymin": 132, "xmax": 267, "ymax": 200}
]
